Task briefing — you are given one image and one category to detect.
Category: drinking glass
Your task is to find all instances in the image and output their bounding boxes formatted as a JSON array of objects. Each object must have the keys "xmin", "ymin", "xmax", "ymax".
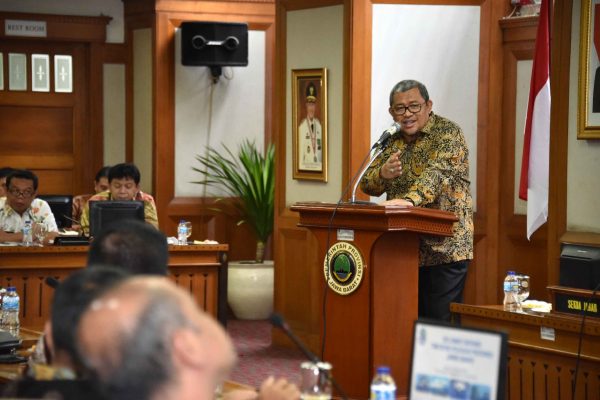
[
  {"xmin": 516, "ymin": 274, "xmax": 530, "ymax": 303},
  {"xmin": 300, "ymin": 361, "xmax": 332, "ymax": 400},
  {"xmin": 184, "ymin": 221, "xmax": 192, "ymax": 242},
  {"xmin": 35, "ymin": 224, "xmax": 47, "ymax": 246}
]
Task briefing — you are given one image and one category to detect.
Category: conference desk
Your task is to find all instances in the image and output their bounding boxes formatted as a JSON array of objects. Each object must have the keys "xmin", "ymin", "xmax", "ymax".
[
  {"xmin": 451, "ymin": 304, "xmax": 600, "ymax": 400},
  {"xmin": 0, "ymin": 244, "xmax": 229, "ymax": 330}
]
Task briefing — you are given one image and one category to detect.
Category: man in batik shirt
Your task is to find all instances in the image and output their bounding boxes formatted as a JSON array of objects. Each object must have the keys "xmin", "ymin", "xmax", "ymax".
[
  {"xmin": 80, "ymin": 163, "xmax": 158, "ymax": 236},
  {"xmin": 0, "ymin": 169, "xmax": 59, "ymax": 243},
  {"xmin": 360, "ymin": 79, "xmax": 473, "ymax": 322}
]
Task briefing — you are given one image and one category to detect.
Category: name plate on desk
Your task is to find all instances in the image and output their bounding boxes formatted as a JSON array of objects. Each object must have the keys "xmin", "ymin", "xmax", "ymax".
[{"xmin": 548, "ymin": 286, "xmax": 599, "ymax": 318}]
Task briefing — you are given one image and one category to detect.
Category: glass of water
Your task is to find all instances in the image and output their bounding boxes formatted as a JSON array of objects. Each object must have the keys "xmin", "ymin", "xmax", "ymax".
[
  {"xmin": 516, "ymin": 274, "xmax": 530, "ymax": 303},
  {"xmin": 35, "ymin": 224, "xmax": 47, "ymax": 246},
  {"xmin": 300, "ymin": 361, "xmax": 332, "ymax": 400},
  {"xmin": 184, "ymin": 221, "xmax": 192, "ymax": 242}
]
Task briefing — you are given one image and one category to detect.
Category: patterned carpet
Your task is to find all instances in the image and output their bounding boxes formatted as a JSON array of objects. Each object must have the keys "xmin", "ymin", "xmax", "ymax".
[{"xmin": 227, "ymin": 319, "xmax": 305, "ymax": 388}]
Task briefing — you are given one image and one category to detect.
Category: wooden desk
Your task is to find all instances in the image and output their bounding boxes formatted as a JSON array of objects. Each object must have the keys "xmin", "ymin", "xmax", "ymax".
[
  {"xmin": 0, "ymin": 244, "xmax": 229, "ymax": 330},
  {"xmin": 451, "ymin": 304, "xmax": 600, "ymax": 400}
]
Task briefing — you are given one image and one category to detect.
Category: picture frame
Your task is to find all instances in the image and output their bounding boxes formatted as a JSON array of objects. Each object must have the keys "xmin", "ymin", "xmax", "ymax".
[
  {"xmin": 578, "ymin": 1, "xmax": 600, "ymax": 139},
  {"xmin": 8, "ymin": 53, "xmax": 27, "ymax": 91},
  {"xmin": 0, "ymin": 53, "xmax": 4, "ymax": 90},
  {"xmin": 31, "ymin": 54, "xmax": 50, "ymax": 92},
  {"xmin": 54, "ymin": 55, "xmax": 72, "ymax": 93},
  {"xmin": 292, "ymin": 68, "xmax": 328, "ymax": 181}
]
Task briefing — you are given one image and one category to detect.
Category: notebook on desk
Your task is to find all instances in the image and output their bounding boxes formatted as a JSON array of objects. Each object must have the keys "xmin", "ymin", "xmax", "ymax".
[{"xmin": 409, "ymin": 319, "xmax": 508, "ymax": 400}]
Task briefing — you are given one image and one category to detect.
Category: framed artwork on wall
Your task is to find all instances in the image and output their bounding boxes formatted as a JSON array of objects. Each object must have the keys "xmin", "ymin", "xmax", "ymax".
[
  {"xmin": 292, "ymin": 68, "xmax": 328, "ymax": 181},
  {"xmin": 32, "ymin": 54, "xmax": 50, "ymax": 92},
  {"xmin": 8, "ymin": 53, "xmax": 27, "ymax": 91},
  {"xmin": 54, "ymin": 55, "xmax": 72, "ymax": 93},
  {"xmin": 0, "ymin": 53, "xmax": 3, "ymax": 90},
  {"xmin": 578, "ymin": 1, "xmax": 600, "ymax": 139}
]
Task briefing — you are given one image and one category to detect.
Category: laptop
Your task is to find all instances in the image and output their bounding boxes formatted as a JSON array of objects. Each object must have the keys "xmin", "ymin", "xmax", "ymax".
[{"xmin": 409, "ymin": 319, "xmax": 508, "ymax": 400}]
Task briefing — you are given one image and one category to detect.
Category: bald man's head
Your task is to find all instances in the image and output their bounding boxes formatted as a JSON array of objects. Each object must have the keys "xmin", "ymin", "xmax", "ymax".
[{"xmin": 78, "ymin": 277, "xmax": 235, "ymax": 400}]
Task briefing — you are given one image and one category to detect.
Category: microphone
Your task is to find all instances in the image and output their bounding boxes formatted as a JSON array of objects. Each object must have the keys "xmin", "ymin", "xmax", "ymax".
[
  {"xmin": 371, "ymin": 122, "xmax": 401, "ymax": 150},
  {"xmin": 45, "ymin": 276, "xmax": 60, "ymax": 289},
  {"xmin": 269, "ymin": 312, "xmax": 349, "ymax": 400},
  {"xmin": 349, "ymin": 122, "xmax": 401, "ymax": 203},
  {"xmin": 270, "ymin": 313, "xmax": 319, "ymax": 363}
]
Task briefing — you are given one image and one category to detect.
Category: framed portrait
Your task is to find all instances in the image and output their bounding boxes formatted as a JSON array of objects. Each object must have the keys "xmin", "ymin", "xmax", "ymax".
[
  {"xmin": 54, "ymin": 55, "xmax": 73, "ymax": 93},
  {"xmin": 0, "ymin": 53, "xmax": 3, "ymax": 90},
  {"xmin": 8, "ymin": 53, "xmax": 27, "ymax": 91},
  {"xmin": 578, "ymin": 1, "xmax": 600, "ymax": 139},
  {"xmin": 292, "ymin": 68, "xmax": 328, "ymax": 181},
  {"xmin": 31, "ymin": 54, "xmax": 50, "ymax": 92}
]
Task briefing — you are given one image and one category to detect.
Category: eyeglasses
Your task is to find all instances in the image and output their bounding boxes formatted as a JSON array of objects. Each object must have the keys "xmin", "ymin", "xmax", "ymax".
[
  {"xmin": 391, "ymin": 102, "xmax": 426, "ymax": 116},
  {"xmin": 8, "ymin": 188, "xmax": 35, "ymax": 198}
]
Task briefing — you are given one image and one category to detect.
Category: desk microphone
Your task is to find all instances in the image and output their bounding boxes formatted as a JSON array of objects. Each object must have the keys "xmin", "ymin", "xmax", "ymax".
[
  {"xmin": 350, "ymin": 123, "xmax": 400, "ymax": 203},
  {"xmin": 269, "ymin": 312, "xmax": 349, "ymax": 400},
  {"xmin": 45, "ymin": 276, "xmax": 60, "ymax": 289},
  {"xmin": 371, "ymin": 122, "xmax": 401, "ymax": 150}
]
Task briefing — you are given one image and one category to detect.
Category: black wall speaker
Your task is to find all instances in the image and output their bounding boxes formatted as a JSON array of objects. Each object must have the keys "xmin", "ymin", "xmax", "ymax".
[
  {"xmin": 181, "ymin": 21, "xmax": 248, "ymax": 67},
  {"xmin": 560, "ymin": 244, "xmax": 600, "ymax": 290}
]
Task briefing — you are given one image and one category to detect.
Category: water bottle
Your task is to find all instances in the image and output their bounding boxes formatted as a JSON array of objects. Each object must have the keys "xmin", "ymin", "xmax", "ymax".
[
  {"xmin": 370, "ymin": 366, "xmax": 396, "ymax": 400},
  {"xmin": 22, "ymin": 220, "xmax": 33, "ymax": 246},
  {"xmin": 1, "ymin": 287, "xmax": 20, "ymax": 336},
  {"xmin": 503, "ymin": 270, "xmax": 521, "ymax": 312},
  {"xmin": 177, "ymin": 220, "xmax": 188, "ymax": 245}
]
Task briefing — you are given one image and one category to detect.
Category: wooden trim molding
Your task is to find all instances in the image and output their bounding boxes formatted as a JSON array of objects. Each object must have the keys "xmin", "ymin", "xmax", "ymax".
[{"xmin": 0, "ymin": 12, "xmax": 110, "ymax": 42}]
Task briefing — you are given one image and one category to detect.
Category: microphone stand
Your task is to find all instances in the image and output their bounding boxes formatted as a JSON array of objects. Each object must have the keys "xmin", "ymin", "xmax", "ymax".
[
  {"xmin": 270, "ymin": 313, "xmax": 349, "ymax": 400},
  {"xmin": 350, "ymin": 146, "xmax": 385, "ymax": 204}
]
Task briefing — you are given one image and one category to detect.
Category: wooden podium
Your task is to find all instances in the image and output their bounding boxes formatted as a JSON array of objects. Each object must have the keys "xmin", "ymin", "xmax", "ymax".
[{"xmin": 290, "ymin": 202, "xmax": 457, "ymax": 399}]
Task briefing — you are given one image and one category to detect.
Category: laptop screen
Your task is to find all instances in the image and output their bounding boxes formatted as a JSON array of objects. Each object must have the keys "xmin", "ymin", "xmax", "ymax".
[{"xmin": 409, "ymin": 319, "xmax": 508, "ymax": 400}]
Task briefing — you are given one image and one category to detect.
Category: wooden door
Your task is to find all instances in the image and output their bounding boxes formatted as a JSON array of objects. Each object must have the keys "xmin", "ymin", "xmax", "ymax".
[{"xmin": 0, "ymin": 39, "xmax": 90, "ymax": 196}]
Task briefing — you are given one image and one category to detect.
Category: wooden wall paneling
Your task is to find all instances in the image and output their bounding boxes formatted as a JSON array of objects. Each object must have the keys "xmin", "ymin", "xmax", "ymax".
[
  {"xmin": 87, "ymin": 41, "xmax": 105, "ymax": 188},
  {"xmin": 0, "ymin": 12, "xmax": 110, "ymax": 197},
  {"xmin": 122, "ymin": 0, "xmax": 275, "ymax": 243},
  {"xmin": 498, "ymin": 17, "xmax": 549, "ymax": 302},
  {"xmin": 272, "ymin": 225, "xmax": 321, "ymax": 353},
  {"xmin": 154, "ymin": 11, "xmax": 177, "ymax": 233},
  {"xmin": 548, "ymin": 0, "xmax": 572, "ymax": 285},
  {"xmin": 465, "ymin": 0, "xmax": 509, "ymax": 306},
  {"xmin": 346, "ymin": 0, "xmax": 371, "ymax": 199}
]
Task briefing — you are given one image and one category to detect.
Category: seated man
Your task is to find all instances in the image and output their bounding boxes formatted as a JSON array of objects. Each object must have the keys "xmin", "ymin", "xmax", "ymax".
[
  {"xmin": 80, "ymin": 163, "xmax": 158, "ymax": 236},
  {"xmin": 77, "ymin": 277, "xmax": 301, "ymax": 400},
  {"xmin": 71, "ymin": 166, "xmax": 111, "ymax": 230},
  {"xmin": 0, "ymin": 167, "xmax": 14, "ymax": 198},
  {"xmin": 0, "ymin": 169, "xmax": 59, "ymax": 243},
  {"xmin": 36, "ymin": 266, "xmax": 129, "ymax": 377},
  {"xmin": 87, "ymin": 219, "xmax": 169, "ymax": 276}
]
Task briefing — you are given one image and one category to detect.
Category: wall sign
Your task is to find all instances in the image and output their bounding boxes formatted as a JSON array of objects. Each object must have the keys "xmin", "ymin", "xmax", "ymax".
[{"xmin": 5, "ymin": 19, "xmax": 47, "ymax": 37}]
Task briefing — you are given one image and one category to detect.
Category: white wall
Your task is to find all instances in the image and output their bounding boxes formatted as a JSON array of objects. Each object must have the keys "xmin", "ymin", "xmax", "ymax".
[
  {"xmin": 567, "ymin": 1, "xmax": 600, "ymax": 232},
  {"xmin": 286, "ymin": 5, "xmax": 344, "ymax": 205},
  {"xmin": 133, "ymin": 29, "xmax": 153, "ymax": 194},
  {"xmin": 371, "ymin": 4, "xmax": 480, "ymax": 206},
  {"xmin": 514, "ymin": 60, "xmax": 532, "ymax": 215},
  {"xmin": 174, "ymin": 29, "xmax": 266, "ymax": 197},
  {"xmin": 0, "ymin": 0, "xmax": 124, "ymax": 43},
  {"xmin": 103, "ymin": 64, "xmax": 126, "ymax": 166}
]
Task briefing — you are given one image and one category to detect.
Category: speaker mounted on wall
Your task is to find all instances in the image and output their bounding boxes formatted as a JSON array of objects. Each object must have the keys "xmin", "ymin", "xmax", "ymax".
[{"xmin": 181, "ymin": 21, "xmax": 249, "ymax": 79}]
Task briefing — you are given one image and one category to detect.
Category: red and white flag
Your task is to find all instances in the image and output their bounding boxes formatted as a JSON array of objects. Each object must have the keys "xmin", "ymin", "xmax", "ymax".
[{"xmin": 519, "ymin": 0, "xmax": 551, "ymax": 240}]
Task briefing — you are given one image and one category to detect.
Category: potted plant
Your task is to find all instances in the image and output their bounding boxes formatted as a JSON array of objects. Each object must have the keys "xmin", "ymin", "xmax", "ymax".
[{"xmin": 193, "ymin": 139, "xmax": 275, "ymax": 319}]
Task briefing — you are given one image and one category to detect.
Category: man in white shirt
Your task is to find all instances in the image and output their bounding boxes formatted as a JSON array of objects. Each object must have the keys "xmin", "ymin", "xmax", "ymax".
[
  {"xmin": 298, "ymin": 82, "xmax": 323, "ymax": 171},
  {"xmin": 0, "ymin": 169, "xmax": 59, "ymax": 244}
]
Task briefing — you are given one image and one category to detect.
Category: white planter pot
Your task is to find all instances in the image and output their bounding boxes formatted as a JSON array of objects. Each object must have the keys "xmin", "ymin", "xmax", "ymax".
[{"xmin": 227, "ymin": 260, "xmax": 274, "ymax": 320}]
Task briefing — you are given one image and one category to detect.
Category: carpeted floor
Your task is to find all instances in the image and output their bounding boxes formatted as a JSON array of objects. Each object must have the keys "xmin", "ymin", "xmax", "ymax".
[{"xmin": 227, "ymin": 319, "xmax": 305, "ymax": 389}]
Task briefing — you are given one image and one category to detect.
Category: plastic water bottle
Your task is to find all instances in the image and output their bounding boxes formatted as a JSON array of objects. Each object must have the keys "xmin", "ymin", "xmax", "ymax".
[
  {"xmin": 1, "ymin": 287, "xmax": 20, "ymax": 336},
  {"xmin": 177, "ymin": 220, "xmax": 188, "ymax": 245},
  {"xmin": 22, "ymin": 220, "xmax": 33, "ymax": 246},
  {"xmin": 503, "ymin": 270, "xmax": 521, "ymax": 312},
  {"xmin": 370, "ymin": 366, "xmax": 396, "ymax": 400}
]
